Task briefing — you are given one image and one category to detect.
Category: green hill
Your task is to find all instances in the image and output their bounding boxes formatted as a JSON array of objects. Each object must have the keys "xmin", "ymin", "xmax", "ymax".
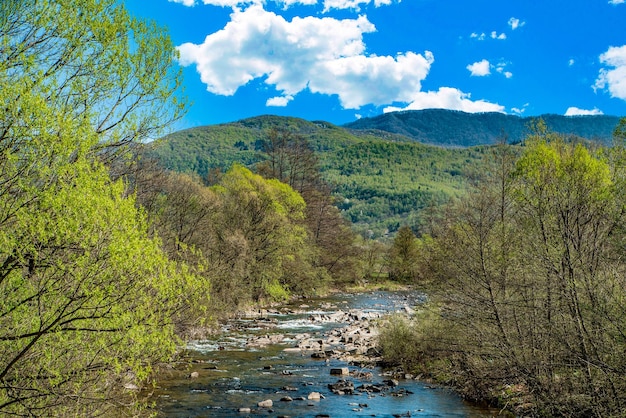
[
  {"xmin": 344, "ymin": 109, "xmax": 621, "ymax": 147},
  {"xmin": 150, "ymin": 115, "xmax": 487, "ymax": 238},
  {"xmin": 151, "ymin": 112, "xmax": 622, "ymax": 238}
]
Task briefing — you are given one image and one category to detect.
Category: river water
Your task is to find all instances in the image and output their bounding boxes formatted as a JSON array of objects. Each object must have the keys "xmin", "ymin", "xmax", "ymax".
[{"xmin": 152, "ymin": 291, "xmax": 500, "ymax": 417}]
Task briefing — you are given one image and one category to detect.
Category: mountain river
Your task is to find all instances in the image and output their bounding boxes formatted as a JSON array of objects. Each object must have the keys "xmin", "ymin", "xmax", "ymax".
[{"xmin": 151, "ymin": 290, "xmax": 500, "ymax": 417}]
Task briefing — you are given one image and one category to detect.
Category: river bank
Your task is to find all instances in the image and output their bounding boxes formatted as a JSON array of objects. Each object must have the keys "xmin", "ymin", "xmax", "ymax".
[{"xmin": 149, "ymin": 291, "xmax": 500, "ymax": 417}]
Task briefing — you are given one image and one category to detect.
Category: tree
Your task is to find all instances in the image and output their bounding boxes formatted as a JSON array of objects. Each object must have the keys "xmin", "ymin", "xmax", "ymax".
[
  {"xmin": 257, "ymin": 129, "xmax": 362, "ymax": 282},
  {"xmin": 210, "ymin": 165, "xmax": 324, "ymax": 303},
  {"xmin": 257, "ymin": 128, "xmax": 321, "ymax": 198},
  {"xmin": 409, "ymin": 130, "xmax": 626, "ymax": 416},
  {"xmin": 388, "ymin": 226, "xmax": 420, "ymax": 282},
  {"xmin": 0, "ymin": 1, "xmax": 197, "ymax": 415}
]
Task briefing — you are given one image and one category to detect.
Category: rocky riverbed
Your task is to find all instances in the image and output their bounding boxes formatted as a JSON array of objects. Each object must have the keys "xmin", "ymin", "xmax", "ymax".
[{"xmin": 151, "ymin": 291, "xmax": 498, "ymax": 417}]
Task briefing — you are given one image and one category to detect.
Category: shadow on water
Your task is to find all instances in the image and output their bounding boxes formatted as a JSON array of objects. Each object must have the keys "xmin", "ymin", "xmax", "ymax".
[{"xmin": 150, "ymin": 291, "xmax": 502, "ymax": 417}]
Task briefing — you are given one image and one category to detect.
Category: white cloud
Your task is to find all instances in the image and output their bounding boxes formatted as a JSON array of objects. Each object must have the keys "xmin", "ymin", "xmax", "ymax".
[
  {"xmin": 511, "ymin": 103, "xmax": 529, "ymax": 115},
  {"xmin": 467, "ymin": 59, "xmax": 491, "ymax": 76},
  {"xmin": 177, "ymin": 5, "xmax": 434, "ymax": 109},
  {"xmin": 595, "ymin": 45, "xmax": 626, "ymax": 100},
  {"xmin": 568, "ymin": 58, "xmax": 575, "ymax": 66},
  {"xmin": 495, "ymin": 63, "xmax": 513, "ymax": 78},
  {"xmin": 609, "ymin": 0, "xmax": 624, "ymax": 5},
  {"xmin": 168, "ymin": 0, "xmax": 397, "ymax": 9},
  {"xmin": 491, "ymin": 31, "xmax": 506, "ymax": 40},
  {"xmin": 383, "ymin": 87, "xmax": 505, "ymax": 114},
  {"xmin": 168, "ymin": 0, "xmax": 197, "ymax": 5},
  {"xmin": 508, "ymin": 17, "xmax": 525, "ymax": 30},
  {"xmin": 470, "ymin": 32, "xmax": 486, "ymax": 41},
  {"xmin": 266, "ymin": 95, "xmax": 294, "ymax": 106},
  {"xmin": 322, "ymin": 0, "xmax": 395, "ymax": 11},
  {"xmin": 565, "ymin": 107, "xmax": 604, "ymax": 116}
]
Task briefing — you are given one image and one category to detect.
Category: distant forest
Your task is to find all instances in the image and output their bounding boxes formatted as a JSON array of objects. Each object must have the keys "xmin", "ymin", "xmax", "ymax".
[
  {"xmin": 152, "ymin": 111, "xmax": 621, "ymax": 237},
  {"xmin": 344, "ymin": 109, "xmax": 621, "ymax": 146}
]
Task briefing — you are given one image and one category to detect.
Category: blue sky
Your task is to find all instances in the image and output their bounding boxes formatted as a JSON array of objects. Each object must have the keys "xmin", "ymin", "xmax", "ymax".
[{"xmin": 124, "ymin": 0, "xmax": 626, "ymax": 128}]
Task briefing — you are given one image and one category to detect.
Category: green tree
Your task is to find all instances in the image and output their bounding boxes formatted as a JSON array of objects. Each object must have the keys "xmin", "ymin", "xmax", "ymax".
[
  {"xmin": 388, "ymin": 226, "xmax": 420, "ymax": 281},
  {"xmin": 387, "ymin": 131, "xmax": 626, "ymax": 416},
  {"xmin": 211, "ymin": 165, "xmax": 325, "ymax": 304},
  {"xmin": 257, "ymin": 129, "xmax": 362, "ymax": 282},
  {"xmin": 0, "ymin": 1, "xmax": 196, "ymax": 415}
]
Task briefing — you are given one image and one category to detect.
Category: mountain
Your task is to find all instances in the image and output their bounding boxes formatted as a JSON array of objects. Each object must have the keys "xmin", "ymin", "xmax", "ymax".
[
  {"xmin": 150, "ymin": 116, "xmax": 487, "ymax": 238},
  {"xmin": 343, "ymin": 109, "xmax": 622, "ymax": 147},
  {"xmin": 150, "ymin": 111, "xmax": 623, "ymax": 238}
]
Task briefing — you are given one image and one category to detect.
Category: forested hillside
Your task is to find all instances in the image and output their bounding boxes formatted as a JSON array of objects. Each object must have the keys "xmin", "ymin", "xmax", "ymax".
[
  {"xmin": 151, "ymin": 116, "xmax": 488, "ymax": 237},
  {"xmin": 344, "ymin": 109, "xmax": 621, "ymax": 146}
]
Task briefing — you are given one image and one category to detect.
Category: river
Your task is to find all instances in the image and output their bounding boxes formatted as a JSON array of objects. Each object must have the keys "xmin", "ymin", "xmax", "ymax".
[{"xmin": 151, "ymin": 291, "xmax": 500, "ymax": 417}]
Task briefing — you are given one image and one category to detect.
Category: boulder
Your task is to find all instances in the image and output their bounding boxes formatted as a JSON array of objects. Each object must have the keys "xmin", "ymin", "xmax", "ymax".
[
  {"xmin": 258, "ymin": 399, "xmax": 273, "ymax": 408},
  {"xmin": 330, "ymin": 367, "xmax": 349, "ymax": 375},
  {"xmin": 328, "ymin": 379, "xmax": 355, "ymax": 395},
  {"xmin": 307, "ymin": 392, "xmax": 321, "ymax": 400}
]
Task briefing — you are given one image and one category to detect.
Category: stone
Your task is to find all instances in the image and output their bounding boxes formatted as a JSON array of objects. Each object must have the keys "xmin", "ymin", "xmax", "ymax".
[
  {"xmin": 328, "ymin": 379, "xmax": 355, "ymax": 395},
  {"xmin": 238, "ymin": 407, "xmax": 251, "ymax": 413},
  {"xmin": 384, "ymin": 378, "xmax": 400, "ymax": 387},
  {"xmin": 189, "ymin": 371, "xmax": 199, "ymax": 379},
  {"xmin": 307, "ymin": 392, "xmax": 321, "ymax": 400},
  {"xmin": 280, "ymin": 396, "xmax": 293, "ymax": 402},
  {"xmin": 258, "ymin": 399, "xmax": 273, "ymax": 408},
  {"xmin": 330, "ymin": 367, "xmax": 349, "ymax": 375},
  {"xmin": 282, "ymin": 385, "xmax": 298, "ymax": 391}
]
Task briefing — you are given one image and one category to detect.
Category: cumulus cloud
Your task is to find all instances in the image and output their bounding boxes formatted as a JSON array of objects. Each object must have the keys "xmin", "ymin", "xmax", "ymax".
[
  {"xmin": 467, "ymin": 59, "xmax": 491, "ymax": 76},
  {"xmin": 168, "ymin": 0, "xmax": 396, "ymax": 9},
  {"xmin": 568, "ymin": 58, "xmax": 575, "ymax": 66},
  {"xmin": 169, "ymin": 0, "xmax": 317, "ymax": 7},
  {"xmin": 383, "ymin": 87, "xmax": 505, "ymax": 114},
  {"xmin": 609, "ymin": 0, "xmax": 624, "ymax": 4},
  {"xmin": 595, "ymin": 45, "xmax": 626, "ymax": 100},
  {"xmin": 168, "ymin": 0, "xmax": 197, "ymax": 5},
  {"xmin": 323, "ymin": 0, "xmax": 395, "ymax": 11},
  {"xmin": 491, "ymin": 31, "xmax": 506, "ymax": 40},
  {"xmin": 177, "ymin": 5, "xmax": 435, "ymax": 109},
  {"xmin": 266, "ymin": 95, "xmax": 294, "ymax": 106},
  {"xmin": 565, "ymin": 107, "xmax": 604, "ymax": 116},
  {"xmin": 508, "ymin": 17, "xmax": 525, "ymax": 30}
]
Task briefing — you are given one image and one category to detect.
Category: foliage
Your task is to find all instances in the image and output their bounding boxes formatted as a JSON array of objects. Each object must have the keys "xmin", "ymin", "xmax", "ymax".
[
  {"xmin": 0, "ymin": 158, "xmax": 204, "ymax": 416},
  {"xmin": 383, "ymin": 122, "xmax": 626, "ymax": 416},
  {"xmin": 150, "ymin": 116, "xmax": 490, "ymax": 238},
  {"xmin": 135, "ymin": 162, "xmax": 330, "ymax": 314},
  {"xmin": 256, "ymin": 129, "xmax": 363, "ymax": 283},
  {"xmin": 0, "ymin": 0, "xmax": 195, "ymax": 415},
  {"xmin": 387, "ymin": 226, "xmax": 420, "ymax": 282}
]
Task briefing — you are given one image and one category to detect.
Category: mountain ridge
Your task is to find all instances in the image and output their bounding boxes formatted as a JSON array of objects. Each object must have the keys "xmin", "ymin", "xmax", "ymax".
[{"xmin": 343, "ymin": 109, "xmax": 621, "ymax": 147}]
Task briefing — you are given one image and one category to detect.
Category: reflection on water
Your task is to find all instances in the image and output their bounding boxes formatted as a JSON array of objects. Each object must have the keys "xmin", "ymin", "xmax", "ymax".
[{"xmin": 151, "ymin": 291, "xmax": 500, "ymax": 417}]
